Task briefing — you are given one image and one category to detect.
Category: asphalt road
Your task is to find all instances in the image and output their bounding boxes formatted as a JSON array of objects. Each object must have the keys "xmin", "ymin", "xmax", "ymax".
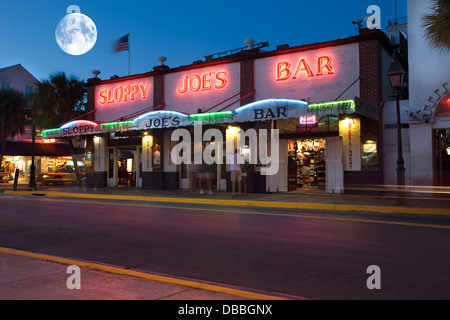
[{"xmin": 1, "ymin": 194, "xmax": 450, "ymax": 300}]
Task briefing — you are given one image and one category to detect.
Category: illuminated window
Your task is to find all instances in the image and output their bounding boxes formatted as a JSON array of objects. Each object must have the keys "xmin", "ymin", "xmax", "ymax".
[
  {"xmin": 362, "ymin": 138, "xmax": 378, "ymax": 166},
  {"xmin": 435, "ymin": 92, "xmax": 450, "ymax": 118}
]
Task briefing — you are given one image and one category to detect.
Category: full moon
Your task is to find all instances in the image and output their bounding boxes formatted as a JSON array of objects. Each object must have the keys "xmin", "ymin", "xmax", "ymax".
[{"xmin": 55, "ymin": 12, "xmax": 97, "ymax": 56}]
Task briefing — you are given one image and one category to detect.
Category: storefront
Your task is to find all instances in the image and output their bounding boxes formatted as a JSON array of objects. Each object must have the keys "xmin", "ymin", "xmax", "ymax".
[
  {"xmin": 42, "ymin": 30, "xmax": 392, "ymax": 193},
  {"xmin": 0, "ymin": 139, "xmax": 82, "ymax": 184}
]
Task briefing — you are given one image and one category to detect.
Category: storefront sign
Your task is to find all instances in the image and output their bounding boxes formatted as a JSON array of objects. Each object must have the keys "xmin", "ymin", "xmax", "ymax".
[
  {"xmin": 177, "ymin": 71, "xmax": 227, "ymax": 94},
  {"xmin": 97, "ymin": 82, "xmax": 151, "ymax": 104},
  {"xmin": 234, "ymin": 99, "xmax": 309, "ymax": 123},
  {"xmin": 61, "ymin": 120, "xmax": 99, "ymax": 136},
  {"xmin": 134, "ymin": 110, "xmax": 190, "ymax": 130},
  {"xmin": 307, "ymin": 100, "xmax": 356, "ymax": 116},
  {"xmin": 276, "ymin": 55, "xmax": 334, "ymax": 81},
  {"xmin": 299, "ymin": 115, "xmax": 316, "ymax": 125}
]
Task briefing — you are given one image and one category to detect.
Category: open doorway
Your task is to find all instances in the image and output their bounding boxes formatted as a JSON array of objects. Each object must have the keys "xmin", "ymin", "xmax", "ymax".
[
  {"xmin": 287, "ymin": 138, "xmax": 326, "ymax": 192},
  {"xmin": 434, "ymin": 129, "xmax": 450, "ymax": 186},
  {"xmin": 118, "ymin": 148, "xmax": 135, "ymax": 187}
]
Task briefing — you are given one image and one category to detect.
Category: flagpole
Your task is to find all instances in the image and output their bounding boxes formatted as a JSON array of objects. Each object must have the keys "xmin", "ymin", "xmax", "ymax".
[{"xmin": 128, "ymin": 33, "xmax": 131, "ymax": 75}]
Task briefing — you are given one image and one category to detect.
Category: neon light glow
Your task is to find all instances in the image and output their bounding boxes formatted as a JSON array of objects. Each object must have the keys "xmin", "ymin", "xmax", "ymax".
[
  {"xmin": 41, "ymin": 128, "xmax": 62, "ymax": 138},
  {"xmin": 235, "ymin": 99, "xmax": 309, "ymax": 113},
  {"xmin": 307, "ymin": 99, "xmax": 355, "ymax": 116},
  {"xmin": 300, "ymin": 115, "xmax": 316, "ymax": 125},
  {"xmin": 98, "ymin": 82, "xmax": 151, "ymax": 104},
  {"xmin": 133, "ymin": 110, "xmax": 188, "ymax": 122},
  {"xmin": 100, "ymin": 120, "xmax": 134, "ymax": 127},
  {"xmin": 276, "ymin": 55, "xmax": 335, "ymax": 81},
  {"xmin": 60, "ymin": 120, "xmax": 98, "ymax": 129},
  {"xmin": 189, "ymin": 111, "xmax": 233, "ymax": 119},
  {"xmin": 177, "ymin": 71, "xmax": 227, "ymax": 94}
]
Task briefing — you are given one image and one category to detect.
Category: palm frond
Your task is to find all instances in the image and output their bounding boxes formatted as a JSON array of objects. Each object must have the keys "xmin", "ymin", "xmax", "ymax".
[{"xmin": 421, "ymin": 0, "xmax": 450, "ymax": 53}]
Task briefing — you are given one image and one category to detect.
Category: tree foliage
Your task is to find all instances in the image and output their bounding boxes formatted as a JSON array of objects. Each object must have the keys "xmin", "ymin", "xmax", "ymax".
[
  {"xmin": 0, "ymin": 88, "xmax": 28, "ymax": 170},
  {"xmin": 34, "ymin": 72, "xmax": 86, "ymax": 129},
  {"xmin": 421, "ymin": 0, "xmax": 450, "ymax": 53}
]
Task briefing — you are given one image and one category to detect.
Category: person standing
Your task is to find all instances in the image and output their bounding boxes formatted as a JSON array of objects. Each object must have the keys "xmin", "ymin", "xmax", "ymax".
[{"xmin": 229, "ymin": 150, "xmax": 243, "ymax": 196}]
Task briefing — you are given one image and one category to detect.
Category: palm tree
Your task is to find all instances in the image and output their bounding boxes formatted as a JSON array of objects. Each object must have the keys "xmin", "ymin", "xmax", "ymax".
[
  {"xmin": 421, "ymin": 0, "xmax": 450, "ymax": 53},
  {"xmin": 0, "ymin": 89, "xmax": 28, "ymax": 171},
  {"xmin": 34, "ymin": 72, "xmax": 87, "ymax": 187},
  {"xmin": 34, "ymin": 72, "xmax": 86, "ymax": 129}
]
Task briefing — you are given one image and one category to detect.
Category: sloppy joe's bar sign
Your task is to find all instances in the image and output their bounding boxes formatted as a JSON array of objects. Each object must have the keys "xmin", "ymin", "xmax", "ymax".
[
  {"xmin": 177, "ymin": 70, "xmax": 227, "ymax": 94},
  {"xmin": 97, "ymin": 82, "xmax": 151, "ymax": 105},
  {"xmin": 61, "ymin": 120, "xmax": 99, "ymax": 136}
]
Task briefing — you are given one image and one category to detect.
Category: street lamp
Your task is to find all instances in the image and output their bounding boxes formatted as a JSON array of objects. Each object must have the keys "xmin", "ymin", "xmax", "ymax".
[
  {"xmin": 387, "ymin": 50, "xmax": 406, "ymax": 205},
  {"xmin": 28, "ymin": 99, "xmax": 37, "ymax": 191}
]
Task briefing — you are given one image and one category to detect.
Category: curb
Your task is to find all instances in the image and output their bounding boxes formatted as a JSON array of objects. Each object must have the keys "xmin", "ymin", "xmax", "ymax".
[
  {"xmin": 5, "ymin": 190, "xmax": 450, "ymax": 216},
  {"xmin": 0, "ymin": 246, "xmax": 293, "ymax": 300}
]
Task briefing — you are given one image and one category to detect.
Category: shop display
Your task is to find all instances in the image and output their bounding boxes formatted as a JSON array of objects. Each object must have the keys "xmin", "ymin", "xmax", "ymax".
[{"xmin": 287, "ymin": 139, "xmax": 326, "ymax": 191}]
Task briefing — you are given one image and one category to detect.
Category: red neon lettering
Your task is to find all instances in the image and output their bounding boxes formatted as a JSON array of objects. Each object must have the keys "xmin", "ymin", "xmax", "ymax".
[
  {"xmin": 293, "ymin": 58, "xmax": 314, "ymax": 79},
  {"xmin": 114, "ymin": 87, "xmax": 123, "ymax": 102},
  {"xmin": 123, "ymin": 86, "xmax": 131, "ymax": 101},
  {"xmin": 276, "ymin": 61, "xmax": 291, "ymax": 81},
  {"xmin": 190, "ymin": 75, "xmax": 201, "ymax": 92},
  {"xmin": 130, "ymin": 85, "xmax": 139, "ymax": 100},
  {"xmin": 107, "ymin": 89, "xmax": 114, "ymax": 103},
  {"xmin": 202, "ymin": 73, "xmax": 211, "ymax": 91},
  {"xmin": 178, "ymin": 76, "xmax": 188, "ymax": 93},
  {"xmin": 140, "ymin": 83, "xmax": 150, "ymax": 99},
  {"xmin": 178, "ymin": 71, "xmax": 227, "ymax": 93},
  {"xmin": 317, "ymin": 55, "xmax": 334, "ymax": 76},
  {"xmin": 98, "ymin": 89, "xmax": 107, "ymax": 104},
  {"xmin": 215, "ymin": 71, "xmax": 227, "ymax": 89},
  {"xmin": 97, "ymin": 82, "xmax": 150, "ymax": 104}
]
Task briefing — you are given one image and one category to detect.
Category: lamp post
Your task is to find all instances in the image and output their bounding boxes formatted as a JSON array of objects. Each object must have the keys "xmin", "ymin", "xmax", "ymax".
[
  {"xmin": 28, "ymin": 99, "xmax": 37, "ymax": 191},
  {"xmin": 387, "ymin": 51, "xmax": 406, "ymax": 205}
]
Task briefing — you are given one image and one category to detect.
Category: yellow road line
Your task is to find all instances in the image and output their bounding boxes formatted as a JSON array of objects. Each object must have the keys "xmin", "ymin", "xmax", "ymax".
[
  {"xmin": 13, "ymin": 195, "xmax": 450, "ymax": 230},
  {"xmin": 0, "ymin": 246, "xmax": 290, "ymax": 300},
  {"xmin": 5, "ymin": 190, "xmax": 450, "ymax": 216}
]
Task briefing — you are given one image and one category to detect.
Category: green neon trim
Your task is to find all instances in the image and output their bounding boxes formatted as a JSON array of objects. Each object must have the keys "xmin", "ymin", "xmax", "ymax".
[
  {"xmin": 189, "ymin": 111, "xmax": 233, "ymax": 118},
  {"xmin": 41, "ymin": 128, "xmax": 62, "ymax": 137},
  {"xmin": 308, "ymin": 99, "xmax": 355, "ymax": 109},
  {"xmin": 100, "ymin": 120, "xmax": 135, "ymax": 127}
]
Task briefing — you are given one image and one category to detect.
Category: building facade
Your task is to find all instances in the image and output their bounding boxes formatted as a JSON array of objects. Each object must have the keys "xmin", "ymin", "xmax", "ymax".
[
  {"xmin": 0, "ymin": 64, "xmax": 76, "ymax": 184},
  {"xmin": 407, "ymin": 0, "xmax": 450, "ymax": 187},
  {"xmin": 43, "ymin": 30, "xmax": 395, "ymax": 193}
]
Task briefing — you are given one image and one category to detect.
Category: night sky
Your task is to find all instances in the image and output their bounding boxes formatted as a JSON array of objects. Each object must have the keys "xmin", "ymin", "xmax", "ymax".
[{"xmin": 1, "ymin": 0, "xmax": 407, "ymax": 82}]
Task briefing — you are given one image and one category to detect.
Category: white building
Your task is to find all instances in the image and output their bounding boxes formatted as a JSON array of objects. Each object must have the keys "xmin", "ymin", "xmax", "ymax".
[{"xmin": 406, "ymin": 0, "xmax": 450, "ymax": 187}]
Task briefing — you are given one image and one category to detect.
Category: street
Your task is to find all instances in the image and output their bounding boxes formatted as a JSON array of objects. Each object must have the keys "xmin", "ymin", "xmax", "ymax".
[{"xmin": 1, "ymin": 193, "xmax": 450, "ymax": 300}]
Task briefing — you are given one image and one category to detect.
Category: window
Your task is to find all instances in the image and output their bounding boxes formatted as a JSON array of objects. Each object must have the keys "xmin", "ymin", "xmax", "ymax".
[
  {"xmin": 25, "ymin": 86, "xmax": 33, "ymax": 96},
  {"xmin": 2, "ymin": 81, "xmax": 10, "ymax": 89},
  {"xmin": 362, "ymin": 138, "xmax": 378, "ymax": 166}
]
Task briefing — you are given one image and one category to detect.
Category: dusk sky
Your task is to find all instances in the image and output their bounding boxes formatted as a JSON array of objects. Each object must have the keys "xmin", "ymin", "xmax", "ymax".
[{"xmin": 1, "ymin": 0, "xmax": 407, "ymax": 82}]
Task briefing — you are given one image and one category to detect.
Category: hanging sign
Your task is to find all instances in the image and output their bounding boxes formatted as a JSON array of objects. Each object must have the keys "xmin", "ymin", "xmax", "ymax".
[
  {"xmin": 134, "ymin": 110, "xmax": 190, "ymax": 130},
  {"xmin": 60, "ymin": 120, "xmax": 99, "ymax": 137},
  {"xmin": 234, "ymin": 99, "xmax": 309, "ymax": 123}
]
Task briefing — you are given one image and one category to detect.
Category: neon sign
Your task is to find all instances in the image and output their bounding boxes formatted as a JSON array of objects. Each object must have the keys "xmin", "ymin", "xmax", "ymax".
[
  {"xmin": 98, "ymin": 82, "xmax": 151, "ymax": 104},
  {"xmin": 299, "ymin": 115, "xmax": 316, "ymax": 125},
  {"xmin": 276, "ymin": 55, "xmax": 334, "ymax": 81},
  {"xmin": 177, "ymin": 71, "xmax": 227, "ymax": 93},
  {"xmin": 61, "ymin": 120, "xmax": 99, "ymax": 136}
]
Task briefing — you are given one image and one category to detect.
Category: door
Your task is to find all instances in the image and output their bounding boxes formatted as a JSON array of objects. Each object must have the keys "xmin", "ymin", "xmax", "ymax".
[{"xmin": 325, "ymin": 136, "xmax": 344, "ymax": 194}]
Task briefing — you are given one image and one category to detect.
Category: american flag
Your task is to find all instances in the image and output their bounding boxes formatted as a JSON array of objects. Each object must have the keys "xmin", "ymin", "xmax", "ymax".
[{"xmin": 114, "ymin": 34, "xmax": 129, "ymax": 52}]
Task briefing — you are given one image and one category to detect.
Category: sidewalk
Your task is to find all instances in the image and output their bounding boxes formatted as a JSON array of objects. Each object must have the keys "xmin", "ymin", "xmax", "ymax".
[
  {"xmin": 1, "ymin": 184, "xmax": 449, "ymax": 300},
  {"xmin": 2, "ymin": 183, "xmax": 450, "ymax": 215},
  {"xmin": 0, "ymin": 247, "xmax": 297, "ymax": 300}
]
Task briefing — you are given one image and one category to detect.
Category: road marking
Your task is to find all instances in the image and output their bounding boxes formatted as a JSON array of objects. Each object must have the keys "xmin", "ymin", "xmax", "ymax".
[
  {"xmin": 9, "ymin": 195, "xmax": 450, "ymax": 231},
  {"xmin": 0, "ymin": 246, "xmax": 293, "ymax": 300},
  {"xmin": 5, "ymin": 190, "xmax": 450, "ymax": 216}
]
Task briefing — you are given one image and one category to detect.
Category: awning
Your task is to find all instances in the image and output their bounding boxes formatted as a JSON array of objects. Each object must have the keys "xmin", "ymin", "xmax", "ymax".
[
  {"xmin": 41, "ymin": 98, "xmax": 378, "ymax": 139},
  {"xmin": 3, "ymin": 140, "xmax": 73, "ymax": 157}
]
